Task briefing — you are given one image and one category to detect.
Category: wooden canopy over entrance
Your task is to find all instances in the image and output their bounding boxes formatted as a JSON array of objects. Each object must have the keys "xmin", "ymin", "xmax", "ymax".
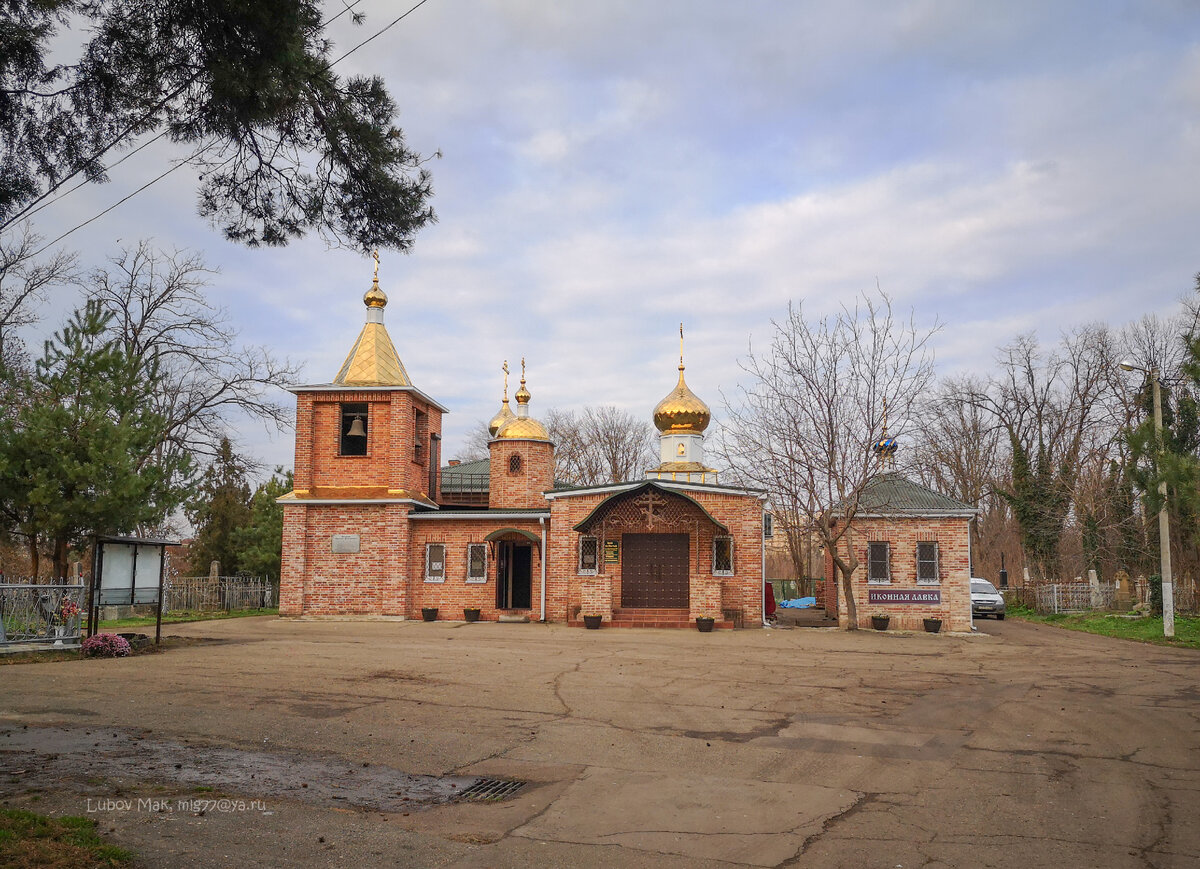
[{"xmin": 574, "ymin": 483, "xmax": 727, "ymax": 609}]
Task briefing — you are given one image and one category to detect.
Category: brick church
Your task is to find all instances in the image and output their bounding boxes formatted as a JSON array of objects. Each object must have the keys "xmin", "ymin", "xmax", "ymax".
[{"xmin": 278, "ymin": 267, "xmax": 767, "ymax": 628}]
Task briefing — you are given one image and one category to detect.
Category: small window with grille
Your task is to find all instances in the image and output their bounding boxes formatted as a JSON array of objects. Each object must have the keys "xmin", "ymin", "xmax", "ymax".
[
  {"xmin": 713, "ymin": 536, "xmax": 733, "ymax": 575},
  {"xmin": 508, "ymin": 453, "xmax": 522, "ymax": 475},
  {"xmin": 916, "ymin": 541, "xmax": 939, "ymax": 584},
  {"xmin": 763, "ymin": 513, "xmax": 774, "ymax": 539},
  {"xmin": 578, "ymin": 536, "xmax": 598, "ymax": 575},
  {"xmin": 867, "ymin": 541, "xmax": 890, "ymax": 583},
  {"xmin": 425, "ymin": 543, "xmax": 446, "ymax": 583},
  {"xmin": 467, "ymin": 543, "xmax": 487, "ymax": 583}
]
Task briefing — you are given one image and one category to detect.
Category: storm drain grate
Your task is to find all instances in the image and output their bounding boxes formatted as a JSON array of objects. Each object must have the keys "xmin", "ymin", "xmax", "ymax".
[{"xmin": 456, "ymin": 778, "xmax": 526, "ymax": 802}]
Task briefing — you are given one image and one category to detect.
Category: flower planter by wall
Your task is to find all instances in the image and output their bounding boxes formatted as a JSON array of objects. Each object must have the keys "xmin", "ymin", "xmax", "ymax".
[
  {"xmin": 923, "ymin": 618, "xmax": 942, "ymax": 633},
  {"xmin": 463, "ymin": 607, "xmax": 481, "ymax": 622},
  {"xmin": 696, "ymin": 617, "xmax": 715, "ymax": 633},
  {"xmin": 421, "ymin": 607, "xmax": 438, "ymax": 622},
  {"xmin": 871, "ymin": 615, "xmax": 890, "ymax": 631},
  {"xmin": 583, "ymin": 614, "xmax": 602, "ymax": 630}
]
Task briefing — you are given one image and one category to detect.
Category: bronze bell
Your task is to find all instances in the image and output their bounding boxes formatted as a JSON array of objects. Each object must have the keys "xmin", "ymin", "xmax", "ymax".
[{"xmin": 345, "ymin": 414, "xmax": 366, "ymax": 438}]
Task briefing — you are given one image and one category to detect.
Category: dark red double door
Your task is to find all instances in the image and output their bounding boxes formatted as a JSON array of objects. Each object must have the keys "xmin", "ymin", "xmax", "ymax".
[{"xmin": 621, "ymin": 533, "xmax": 689, "ymax": 608}]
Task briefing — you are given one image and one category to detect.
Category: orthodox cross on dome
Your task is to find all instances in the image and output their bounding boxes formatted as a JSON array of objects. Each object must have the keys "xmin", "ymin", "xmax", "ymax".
[
  {"xmin": 372, "ymin": 249, "xmax": 380, "ymax": 281},
  {"xmin": 502, "ymin": 360, "xmax": 510, "ymax": 401},
  {"xmin": 680, "ymin": 322, "xmax": 685, "ymax": 369},
  {"xmin": 873, "ymin": 396, "xmax": 899, "ymax": 469}
]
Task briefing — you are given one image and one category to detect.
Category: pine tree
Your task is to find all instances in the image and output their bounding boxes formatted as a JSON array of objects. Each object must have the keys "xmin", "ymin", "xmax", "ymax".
[
  {"xmin": 231, "ymin": 469, "xmax": 292, "ymax": 582},
  {"xmin": 185, "ymin": 438, "xmax": 251, "ymax": 576},
  {"xmin": 0, "ymin": 301, "xmax": 191, "ymax": 576}
]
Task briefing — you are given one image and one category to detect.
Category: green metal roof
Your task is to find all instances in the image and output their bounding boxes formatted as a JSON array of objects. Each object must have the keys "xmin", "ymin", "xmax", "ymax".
[{"xmin": 839, "ymin": 474, "xmax": 975, "ymax": 516}]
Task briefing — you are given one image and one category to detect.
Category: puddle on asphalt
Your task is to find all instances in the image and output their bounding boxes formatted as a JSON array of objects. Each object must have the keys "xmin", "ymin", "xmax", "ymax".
[{"xmin": 0, "ymin": 726, "xmax": 489, "ymax": 812}]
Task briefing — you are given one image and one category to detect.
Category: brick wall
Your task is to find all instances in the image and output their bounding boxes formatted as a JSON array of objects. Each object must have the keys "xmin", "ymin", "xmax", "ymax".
[
  {"xmin": 825, "ymin": 515, "xmax": 972, "ymax": 632},
  {"xmin": 488, "ymin": 439, "xmax": 554, "ymax": 509},
  {"xmin": 295, "ymin": 389, "xmax": 443, "ymax": 499},
  {"xmin": 279, "ymin": 503, "xmax": 413, "ymax": 616},
  {"xmin": 546, "ymin": 485, "xmax": 765, "ymax": 626},
  {"xmin": 409, "ymin": 519, "xmax": 546, "ymax": 620}
]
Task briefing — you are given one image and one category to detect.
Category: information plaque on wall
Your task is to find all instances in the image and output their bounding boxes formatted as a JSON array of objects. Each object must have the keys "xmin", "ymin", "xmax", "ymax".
[
  {"xmin": 604, "ymin": 540, "xmax": 620, "ymax": 563},
  {"xmin": 331, "ymin": 534, "xmax": 361, "ymax": 554}
]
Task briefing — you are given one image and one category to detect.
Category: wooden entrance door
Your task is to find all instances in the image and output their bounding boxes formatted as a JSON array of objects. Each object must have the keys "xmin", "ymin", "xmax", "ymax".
[{"xmin": 621, "ymin": 533, "xmax": 689, "ymax": 608}]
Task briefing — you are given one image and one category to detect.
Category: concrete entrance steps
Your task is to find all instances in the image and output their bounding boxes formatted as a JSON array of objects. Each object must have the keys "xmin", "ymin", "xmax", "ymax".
[{"xmin": 569, "ymin": 608, "xmax": 734, "ymax": 629}]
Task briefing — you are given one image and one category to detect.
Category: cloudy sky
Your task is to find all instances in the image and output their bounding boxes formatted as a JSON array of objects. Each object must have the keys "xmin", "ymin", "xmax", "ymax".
[{"xmin": 22, "ymin": 0, "xmax": 1200, "ymax": 472}]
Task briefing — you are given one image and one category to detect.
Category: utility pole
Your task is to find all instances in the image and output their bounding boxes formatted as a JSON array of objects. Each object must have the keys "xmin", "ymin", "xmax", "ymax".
[
  {"xmin": 1121, "ymin": 360, "xmax": 1176, "ymax": 638},
  {"xmin": 1150, "ymin": 369, "xmax": 1176, "ymax": 638}
]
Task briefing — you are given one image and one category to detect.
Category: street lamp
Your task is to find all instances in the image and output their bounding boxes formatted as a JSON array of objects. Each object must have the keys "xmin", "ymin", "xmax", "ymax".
[{"xmin": 1119, "ymin": 360, "xmax": 1175, "ymax": 638}]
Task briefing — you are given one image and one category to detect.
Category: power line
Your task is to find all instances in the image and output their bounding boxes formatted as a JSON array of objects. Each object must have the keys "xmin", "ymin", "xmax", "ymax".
[
  {"xmin": 9, "ymin": 0, "xmax": 433, "ymax": 259},
  {"xmin": 330, "ymin": 0, "xmax": 432, "ymax": 66}
]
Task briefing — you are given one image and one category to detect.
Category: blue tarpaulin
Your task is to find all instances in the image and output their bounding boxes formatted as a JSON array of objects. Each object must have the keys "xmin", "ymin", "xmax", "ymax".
[{"xmin": 779, "ymin": 596, "xmax": 817, "ymax": 609}]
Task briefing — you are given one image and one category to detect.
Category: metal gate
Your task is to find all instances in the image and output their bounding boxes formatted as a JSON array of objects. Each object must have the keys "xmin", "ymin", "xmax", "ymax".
[{"xmin": 621, "ymin": 533, "xmax": 689, "ymax": 608}]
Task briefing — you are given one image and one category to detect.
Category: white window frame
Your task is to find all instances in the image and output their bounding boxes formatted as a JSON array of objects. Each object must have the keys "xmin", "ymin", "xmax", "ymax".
[
  {"xmin": 916, "ymin": 541, "xmax": 940, "ymax": 585},
  {"xmin": 578, "ymin": 535, "xmax": 599, "ymax": 576},
  {"xmin": 867, "ymin": 541, "xmax": 891, "ymax": 584},
  {"xmin": 466, "ymin": 543, "xmax": 487, "ymax": 584},
  {"xmin": 712, "ymin": 535, "xmax": 734, "ymax": 576},
  {"xmin": 424, "ymin": 543, "xmax": 446, "ymax": 583}
]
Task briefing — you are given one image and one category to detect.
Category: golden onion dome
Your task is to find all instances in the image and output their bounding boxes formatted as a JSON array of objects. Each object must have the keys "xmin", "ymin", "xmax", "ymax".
[
  {"xmin": 494, "ymin": 364, "xmax": 550, "ymax": 440},
  {"xmin": 495, "ymin": 416, "xmax": 550, "ymax": 441},
  {"xmin": 653, "ymin": 364, "xmax": 711, "ymax": 434},
  {"xmin": 363, "ymin": 277, "xmax": 388, "ymax": 309},
  {"xmin": 488, "ymin": 399, "xmax": 515, "ymax": 438}
]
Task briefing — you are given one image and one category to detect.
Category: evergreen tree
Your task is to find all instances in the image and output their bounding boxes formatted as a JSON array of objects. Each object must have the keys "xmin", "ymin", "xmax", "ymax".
[
  {"xmin": 2, "ymin": 1, "xmax": 435, "ymax": 251},
  {"xmin": 185, "ymin": 438, "xmax": 251, "ymax": 576},
  {"xmin": 0, "ymin": 301, "xmax": 191, "ymax": 576},
  {"xmin": 231, "ymin": 468, "xmax": 292, "ymax": 582}
]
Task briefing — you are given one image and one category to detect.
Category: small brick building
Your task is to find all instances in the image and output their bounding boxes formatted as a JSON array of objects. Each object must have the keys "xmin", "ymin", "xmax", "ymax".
[
  {"xmin": 279, "ymin": 273, "xmax": 766, "ymax": 627},
  {"xmin": 821, "ymin": 475, "xmax": 976, "ymax": 631}
]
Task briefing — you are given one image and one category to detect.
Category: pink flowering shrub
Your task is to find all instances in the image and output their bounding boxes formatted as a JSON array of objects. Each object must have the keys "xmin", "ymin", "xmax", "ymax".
[{"xmin": 81, "ymin": 633, "xmax": 132, "ymax": 658}]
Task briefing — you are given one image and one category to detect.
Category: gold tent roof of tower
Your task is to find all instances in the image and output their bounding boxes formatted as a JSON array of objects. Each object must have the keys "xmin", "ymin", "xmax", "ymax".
[{"xmin": 332, "ymin": 261, "xmax": 412, "ymax": 387}]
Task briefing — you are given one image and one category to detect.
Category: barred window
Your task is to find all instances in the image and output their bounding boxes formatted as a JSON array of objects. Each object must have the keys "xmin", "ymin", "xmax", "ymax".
[
  {"xmin": 508, "ymin": 453, "xmax": 522, "ymax": 475},
  {"xmin": 713, "ymin": 536, "xmax": 733, "ymax": 575},
  {"xmin": 425, "ymin": 543, "xmax": 446, "ymax": 583},
  {"xmin": 467, "ymin": 543, "xmax": 487, "ymax": 583},
  {"xmin": 867, "ymin": 542, "xmax": 890, "ymax": 583},
  {"xmin": 916, "ymin": 541, "xmax": 939, "ymax": 584},
  {"xmin": 578, "ymin": 536, "xmax": 598, "ymax": 575}
]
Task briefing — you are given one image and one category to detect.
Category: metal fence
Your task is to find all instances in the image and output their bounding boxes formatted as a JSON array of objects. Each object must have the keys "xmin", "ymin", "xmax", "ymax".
[
  {"xmin": 164, "ymin": 575, "xmax": 276, "ymax": 612},
  {"xmin": 1134, "ymin": 577, "xmax": 1198, "ymax": 614},
  {"xmin": 0, "ymin": 582, "xmax": 85, "ymax": 646},
  {"xmin": 1033, "ymin": 582, "xmax": 1116, "ymax": 614}
]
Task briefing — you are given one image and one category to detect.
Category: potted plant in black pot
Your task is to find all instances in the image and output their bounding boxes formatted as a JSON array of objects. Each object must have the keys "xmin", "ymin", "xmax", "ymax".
[
  {"xmin": 923, "ymin": 617, "xmax": 942, "ymax": 633},
  {"xmin": 463, "ymin": 607, "xmax": 481, "ymax": 622},
  {"xmin": 871, "ymin": 613, "xmax": 890, "ymax": 631},
  {"xmin": 695, "ymin": 616, "xmax": 715, "ymax": 632},
  {"xmin": 421, "ymin": 607, "xmax": 438, "ymax": 622},
  {"xmin": 582, "ymin": 613, "xmax": 603, "ymax": 630}
]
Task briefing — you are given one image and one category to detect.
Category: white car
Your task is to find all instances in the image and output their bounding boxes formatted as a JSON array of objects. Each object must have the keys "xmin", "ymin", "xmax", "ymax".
[{"xmin": 971, "ymin": 578, "xmax": 1006, "ymax": 620}]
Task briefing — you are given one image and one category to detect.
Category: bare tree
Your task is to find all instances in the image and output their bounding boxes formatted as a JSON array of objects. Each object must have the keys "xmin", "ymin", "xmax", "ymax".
[
  {"xmin": 960, "ymin": 327, "xmax": 1114, "ymax": 583},
  {"xmin": 88, "ymin": 241, "xmax": 302, "ymax": 466},
  {"xmin": 719, "ymin": 292, "xmax": 937, "ymax": 629},
  {"xmin": 911, "ymin": 376, "xmax": 1005, "ymax": 563},
  {"xmin": 550, "ymin": 406, "xmax": 656, "ymax": 485},
  {"xmin": 0, "ymin": 225, "xmax": 76, "ymax": 370},
  {"xmin": 454, "ymin": 405, "xmax": 656, "ymax": 487}
]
